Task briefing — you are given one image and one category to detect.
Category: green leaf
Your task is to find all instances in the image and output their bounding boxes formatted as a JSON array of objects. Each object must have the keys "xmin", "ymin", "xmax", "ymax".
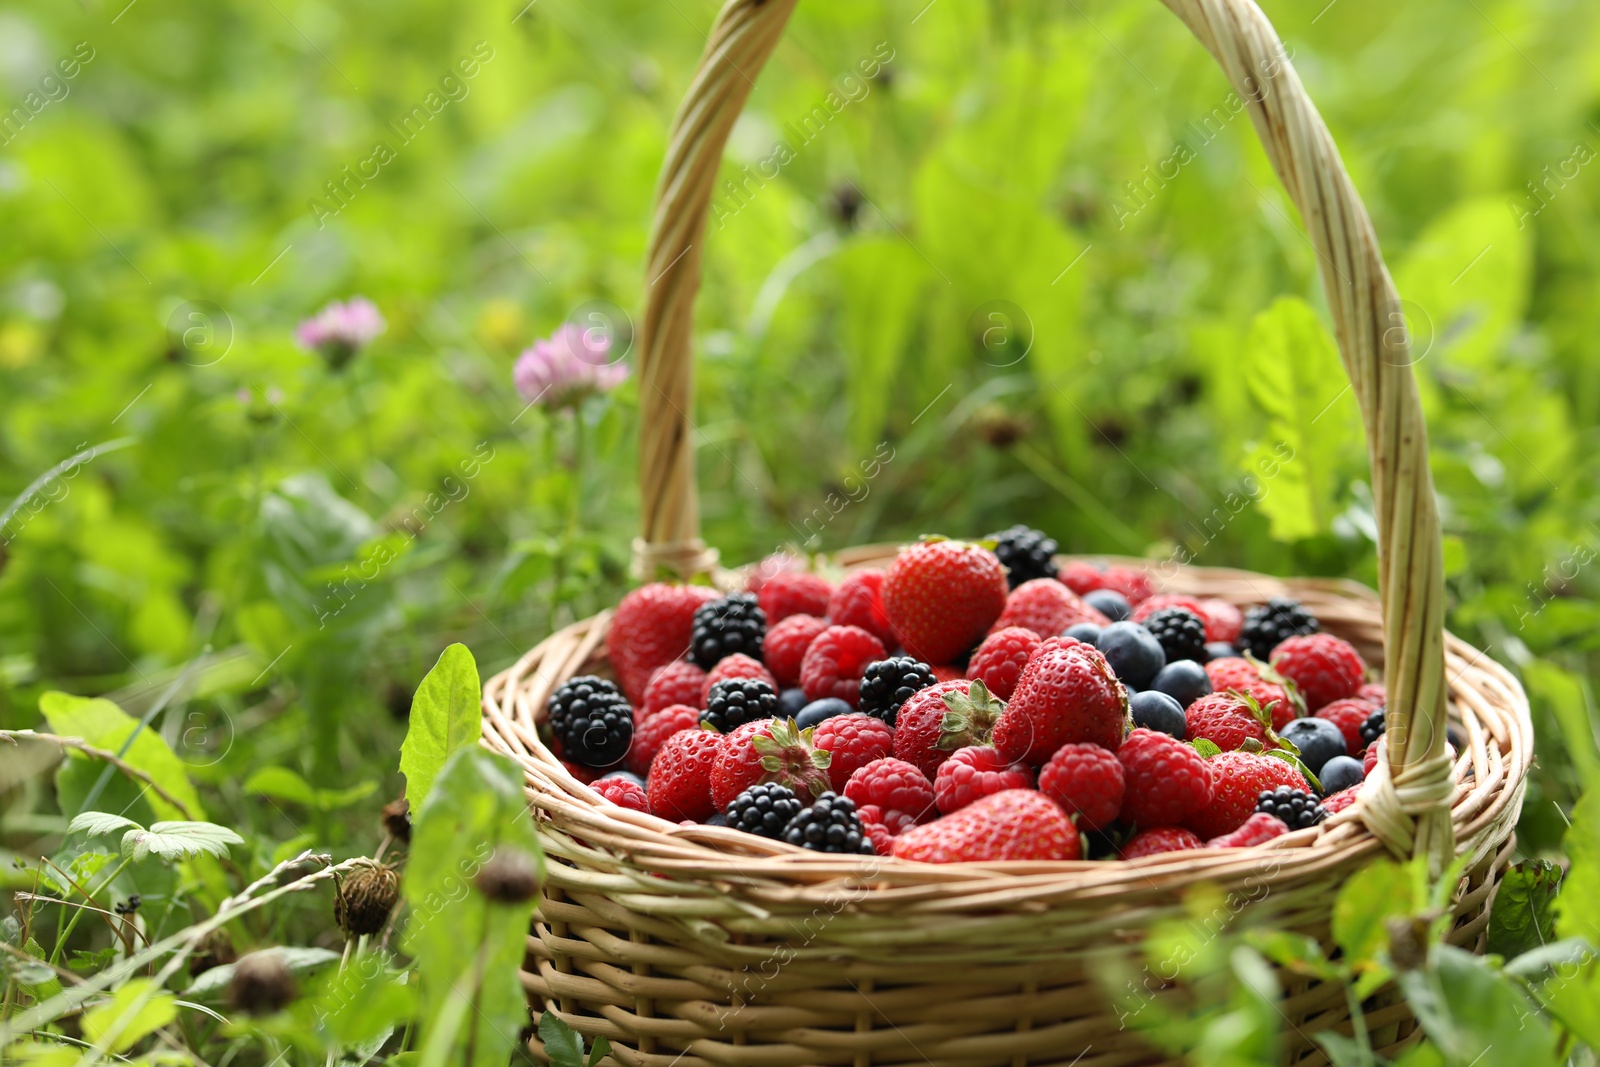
[
  {"xmin": 1188, "ymin": 738, "xmax": 1222, "ymax": 759},
  {"xmin": 1244, "ymin": 929, "xmax": 1339, "ymax": 981},
  {"xmin": 1536, "ymin": 955, "xmax": 1600, "ymax": 1049},
  {"xmin": 67, "ymin": 812, "xmax": 143, "ymax": 838},
  {"xmin": 1239, "ymin": 297, "xmax": 1361, "ymax": 541},
  {"xmin": 314, "ymin": 963, "xmax": 418, "ymax": 1047},
  {"xmin": 1557, "ymin": 789, "xmax": 1600, "ymax": 944},
  {"xmin": 1397, "ymin": 944, "xmax": 1560, "ymax": 1067},
  {"xmin": 1487, "ymin": 859, "xmax": 1564, "ymax": 959},
  {"xmin": 588, "ymin": 1035, "xmax": 612, "ymax": 1067},
  {"xmin": 539, "ymin": 1013, "xmax": 585, "ymax": 1067},
  {"xmin": 1332, "ymin": 858, "xmax": 1416, "ymax": 966},
  {"xmin": 119, "ymin": 821, "xmax": 243, "ymax": 863},
  {"xmin": 246, "ymin": 766, "xmax": 378, "ymax": 811},
  {"xmin": 40, "ymin": 692, "xmax": 204, "ymax": 821},
  {"xmin": 399, "ymin": 644, "xmax": 482, "ymax": 808},
  {"xmin": 1520, "ymin": 662, "xmax": 1600, "ymax": 793},
  {"xmin": 403, "ymin": 747, "xmax": 543, "ymax": 1067},
  {"xmin": 81, "ymin": 978, "xmax": 177, "ymax": 1053}
]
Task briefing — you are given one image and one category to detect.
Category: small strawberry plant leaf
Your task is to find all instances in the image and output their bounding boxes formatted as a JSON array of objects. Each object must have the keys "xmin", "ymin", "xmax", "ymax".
[
  {"xmin": 119, "ymin": 821, "xmax": 243, "ymax": 863},
  {"xmin": 1556, "ymin": 790, "xmax": 1600, "ymax": 944},
  {"xmin": 81, "ymin": 978, "xmax": 178, "ymax": 1053},
  {"xmin": 1487, "ymin": 859, "xmax": 1563, "ymax": 959},
  {"xmin": 539, "ymin": 1013, "xmax": 585, "ymax": 1067},
  {"xmin": 41, "ymin": 691, "xmax": 204, "ymax": 822},
  {"xmin": 587, "ymin": 1035, "xmax": 613, "ymax": 1067},
  {"xmin": 1396, "ymin": 944, "xmax": 1560, "ymax": 1067},
  {"xmin": 1332, "ymin": 858, "xmax": 1415, "ymax": 966},
  {"xmin": 398, "ymin": 643, "xmax": 482, "ymax": 810},
  {"xmin": 1261, "ymin": 745, "xmax": 1322, "ymax": 793},
  {"xmin": 67, "ymin": 811, "xmax": 143, "ymax": 838},
  {"xmin": 1188, "ymin": 738, "xmax": 1222, "ymax": 759}
]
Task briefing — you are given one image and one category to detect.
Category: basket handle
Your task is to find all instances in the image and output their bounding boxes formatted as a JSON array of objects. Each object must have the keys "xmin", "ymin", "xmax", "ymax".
[{"xmin": 632, "ymin": 0, "xmax": 1455, "ymax": 868}]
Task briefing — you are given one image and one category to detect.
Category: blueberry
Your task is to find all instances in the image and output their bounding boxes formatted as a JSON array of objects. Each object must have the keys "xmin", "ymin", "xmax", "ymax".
[
  {"xmin": 1150, "ymin": 660, "xmax": 1212, "ymax": 709},
  {"xmin": 1096, "ymin": 622, "xmax": 1166, "ymax": 689},
  {"xmin": 1084, "ymin": 589, "xmax": 1132, "ymax": 622},
  {"xmin": 1278, "ymin": 717, "xmax": 1347, "ymax": 776},
  {"xmin": 1129, "ymin": 690, "xmax": 1186, "ymax": 738},
  {"xmin": 795, "ymin": 697, "xmax": 855, "ymax": 730},
  {"xmin": 778, "ymin": 687, "xmax": 809, "ymax": 719},
  {"xmin": 1065, "ymin": 622, "xmax": 1103, "ymax": 644},
  {"xmin": 1318, "ymin": 755, "xmax": 1365, "ymax": 795},
  {"xmin": 1204, "ymin": 642, "xmax": 1237, "ymax": 661},
  {"xmin": 597, "ymin": 769, "xmax": 646, "ymax": 787}
]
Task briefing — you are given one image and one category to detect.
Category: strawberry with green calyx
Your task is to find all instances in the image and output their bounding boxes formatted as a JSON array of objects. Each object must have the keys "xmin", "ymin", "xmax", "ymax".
[
  {"xmin": 1205, "ymin": 654, "xmax": 1305, "ymax": 730},
  {"xmin": 892, "ymin": 679, "xmax": 1003, "ymax": 778},
  {"xmin": 994, "ymin": 638, "xmax": 1129, "ymax": 765},
  {"xmin": 1185, "ymin": 748, "xmax": 1310, "ymax": 839},
  {"xmin": 710, "ymin": 718, "xmax": 833, "ymax": 811}
]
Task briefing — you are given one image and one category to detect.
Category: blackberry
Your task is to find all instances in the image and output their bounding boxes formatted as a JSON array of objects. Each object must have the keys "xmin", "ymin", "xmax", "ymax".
[
  {"xmin": 857, "ymin": 656, "xmax": 936, "ymax": 726},
  {"xmin": 1238, "ymin": 597, "xmax": 1320, "ymax": 660},
  {"xmin": 689, "ymin": 593, "xmax": 766, "ymax": 669},
  {"xmin": 1142, "ymin": 607, "xmax": 1207, "ymax": 664},
  {"xmin": 987, "ymin": 525, "xmax": 1059, "ymax": 589},
  {"xmin": 1256, "ymin": 786, "xmax": 1326, "ymax": 831},
  {"xmin": 547, "ymin": 675, "xmax": 633, "ymax": 768},
  {"xmin": 781, "ymin": 792, "xmax": 874, "ymax": 854},
  {"xmin": 1360, "ymin": 706, "xmax": 1387, "ymax": 746},
  {"xmin": 726, "ymin": 783, "xmax": 805, "ymax": 840},
  {"xmin": 701, "ymin": 678, "xmax": 778, "ymax": 733}
]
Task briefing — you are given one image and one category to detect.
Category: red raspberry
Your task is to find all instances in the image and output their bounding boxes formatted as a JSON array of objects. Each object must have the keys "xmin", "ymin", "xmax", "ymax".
[
  {"xmin": 800, "ymin": 625, "xmax": 886, "ymax": 706},
  {"xmin": 1270, "ymin": 633, "xmax": 1365, "ymax": 712},
  {"xmin": 763, "ymin": 614, "xmax": 829, "ymax": 689},
  {"xmin": 1038, "ymin": 743, "xmax": 1125, "ymax": 831},
  {"xmin": 812, "ymin": 713, "xmax": 894, "ymax": 793},
  {"xmin": 626, "ymin": 703, "xmax": 700, "ymax": 777},
  {"xmin": 1116, "ymin": 727, "xmax": 1214, "ymax": 829},
  {"xmin": 1206, "ymin": 811, "xmax": 1288, "ymax": 848},
  {"xmin": 1199, "ymin": 598, "xmax": 1243, "ymax": 643},
  {"xmin": 1101, "ymin": 564, "xmax": 1154, "ymax": 604},
  {"xmin": 827, "ymin": 569, "xmax": 895, "ymax": 648},
  {"xmin": 702, "ymin": 653, "xmax": 776, "ymax": 704},
  {"xmin": 710, "ymin": 718, "xmax": 831, "ymax": 812},
  {"xmin": 1317, "ymin": 697, "xmax": 1374, "ymax": 755},
  {"xmin": 858, "ymin": 802, "xmax": 920, "ymax": 836},
  {"xmin": 855, "ymin": 807, "xmax": 897, "ymax": 854},
  {"xmin": 893, "ymin": 680, "xmax": 1001, "ymax": 778},
  {"xmin": 1186, "ymin": 750, "xmax": 1308, "ymax": 840},
  {"xmin": 967, "ymin": 626, "xmax": 1042, "ymax": 700},
  {"xmin": 989, "ymin": 578, "xmax": 1108, "ymax": 639},
  {"xmin": 1120, "ymin": 826, "xmax": 1203, "ymax": 859},
  {"xmin": 1363, "ymin": 738, "xmax": 1382, "ymax": 776},
  {"xmin": 1058, "ymin": 560, "xmax": 1106, "ymax": 595},
  {"xmin": 930, "ymin": 664, "xmax": 966, "ymax": 683},
  {"xmin": 892, "ymin": 790, "xmax": 1080, "ymax": 863},
  {"xmin": 1358, "ymin": 682, "xmax": 1387, "ymax": 704},
  {"xmin": 592, "ymin": 776, "xmax": 650, "ymax": 813},
  {"xmin": 643, "ymin": 660, "xmax": 707, "ymax": 715},
  {"xmin": 645, "ymin": 728, "xmax": 724, "ymax": 822},
  {"xmin": 1204, "ymin": 657, "xmax": 1302, "ymax": 729},
  {"xmin": 757, "ymin": 571, "xmax": 833, "ymax": 624},
  {"xmin": 934, "ymin": 746, "xmax": 1034, "ymax": 815},
  {"xmin": 844, "ymin": 757, "xmax": 936, "ymax": 826},
  {"xmin": 606, "ymin": 583, "xmax": 719, "ymax": 703},
  {"xmin": 1184, "ymin": 692, "xmax": 1268, "ymax": 751},
  {"xmin": 1131, "ymin": 593, "xmax": 1209, "ymax": 626},
  {"xmin": 1322, "ymin": 786, "xmax": 1361, "ymax": 814}
]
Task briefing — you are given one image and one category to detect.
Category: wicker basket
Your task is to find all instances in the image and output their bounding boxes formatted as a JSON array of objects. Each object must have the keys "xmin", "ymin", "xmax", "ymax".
[{"xmin": 481, "ymin": 1, "xmax": 1535, "ymax": 1063}]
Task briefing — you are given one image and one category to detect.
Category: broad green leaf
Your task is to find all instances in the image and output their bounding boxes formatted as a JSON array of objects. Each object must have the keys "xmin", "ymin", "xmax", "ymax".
[
  {"xmin": 399, "ymin": 644, "xmax": 482, "ymax": 807},
  {"xmin": 403, "ymin": 747, "xmax": 543, "ymax": 1067},
  {"xmin": 1557, "ymin": 790, "xmax": 1600, "ymax": 943},
  {"xmin": 1397, "ymin": 944, "xmax": 1560, "ymax": 1067},
  {"xmin": 67, "ymin": 812, "xmax": 143, "ymax": 838},
  {"xmin": 314, "ymin": 963, "xmax": 417, "ymax": 1047},
  {"xmin": 1520, "ymin": 662, "xmax": 1600, "ymax": 793},
  {"xmin": 1487, "ymin": 859, "xmax": 1564, "ymax": 959},
  {"xmin": 1537, "ymin": 956, "xmax": 1600, "ymax": 1049},
  {"xmin": 1244, "ymin": 929, "xmax": 1339, "ymax": 981},
  {"xmin": 244, "ymin": 766, "xmax": 317, "ymax": 806},
  {"xmin": 539, "ymin": 1013, "xmax": 586, "ymax": 1067},
  {"xmin": 1239, "ymin": 297, "xmax": 1361, "ymax": 541},
  {"xmin": 120, "ymin": 821, "xmax": 243, "ymax": 863},
  {"xmin": 1332, "ymin": 858, "xmax": 1416, "ymax": 966},
  {"xmin": 40, "ymin": 692, "xmax": 204, "ymax": 821},
  {"xmin": 186, "ymin": 947, "xmax": 342, "ymax": 1001},
  {"xmin": 81, "ymin": 978, "xmax": 177, "ymax": 1053}
]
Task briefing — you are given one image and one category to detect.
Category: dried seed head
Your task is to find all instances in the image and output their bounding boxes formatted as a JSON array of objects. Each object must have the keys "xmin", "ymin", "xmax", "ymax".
[
  {"xmin": 1386, "ymin": 915, "xmax": 1430, "ymax": 972},
  {"xmin": 473, "ymin": 849, "xmax": 541, "ymax": 904},
  {"xmin": 190, "ymin": 927, "xmax": 236, "ymax": 977},
  {"xmin": 334, "ymin": 862, "xmax": 401, "ymax": 937},
  {"xmin": 381, "ymin": 797, "xmax": 412, "ymax": 843},
  {"xmin": 229, "ymin": 952, "xmax": 297, "ymax": 1016}
]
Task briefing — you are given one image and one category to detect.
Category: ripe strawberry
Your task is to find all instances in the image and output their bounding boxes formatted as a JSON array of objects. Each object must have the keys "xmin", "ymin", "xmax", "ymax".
[
  {"xmin": 592, "ymin": 776, "xmax": 650, "ymax": 813},
  {"xmin": 1120, "ymin": 826, "xmax": 1203, "ymax": 859},
  {"xmin": 800, "ymin": 625, "xmax": 886, "ymax": 706},
  {"xmin": 607, "ymin": 583, "xmax": 719, "ymax": 703},
  {"xmin": 966, "ymin": 626, "xmax": 1042, "ymax": 701},
  {"xmin": 934, "ymin": 746, "xmax": 1035, "ymax": 815},
  {"xmin": 881, "ymin": 539, "xmax": 1008, "ymax": 664},
  {"xmin": 1316, "ymin": 697, "xmax": 1374, "ymax": 755},
  {"xmin": 1206, "ymin": 811, "xmax": 1288, "ymax": 848},
  {"xmin": 1322, "ymin": 785, "xmax": 1361, "ymax": 814},
  {"xmin": 757, "ymin": 571, "xmax": 833, "ymax": 624},
  {"xmin": 994, "ymin": 638, "xmax": 1128, "ymax": 765},
  {"xmin": 827, "ymin": 569, "xmax": 895, "ymax": 648},
  {"xmin": 1204, "ymin": 657, "xmax": 1303, "ymax": 730},
  {"xmin": 646, "ymin": 728, "xmax": 724, "ymax": 822},
  {"xmin": 1116, "ymin": 727, "xmax": 1214, "ymax": 829},
  {"xmin": 1058, "ymin": 560, "xmax": 1106, "ymax": 596},
  {"xmin": 626, "ymin": 703, "xmax": 700, "ymax": 777},
  {"xmin": 1199, "ymin": 599, "xmax": 1243, "ymax": 644},
  {"xmin": 844, "ymin": 757, "xmax": 936, "ymax": 826},
  {"xmin": 812, "ymin": 714, "xmax": 894, "ymax": 793},
  {"xmin": 710, "ymin": 718, "xmax": 831, "ymax": 811},
  {"xmin": 1186, "ymin": 750, "xmax": 1308, "ymax": 840},
  {"xmin": 891, "ymin": 790, "xmax": 1080, "ymax": 863},
  {"xmin": 989, "ymin": 578, "xmax": 1108, "ymax": 639},
  {"xmin": 892, "ymin": 679, "xmax": 1003, "ymax": 778},
  {"xmin": 1184, "ymin": 692, "xmax": 1269, "ymax": 751},
  {"xmin": 764, "ymin": 614, "xmax": 829, "ymax": 689},
  {"xmin": 1270, "ymin": 633, "xmax": 1365, "ymax": 712},
  {"xmin": 1100, "ymin": 564, "xmax": 1154, "ymax": 604},
  {"xmin": 855, "ymin": 806, "xmax": 898, "ymax": 854},
  {"xmin": 1038, "ymin": 743, "xmax": 1125, "ymax": 831},
  {"xmin": 702, "ymin": 653, "xmax": 777, "ymax": 704},
  {"xmin": 643, "ymin": 660, "xmax": 707, "ymax": 715},
  {"xmin": 1358, "ymin": 682, "xmax": 1387, "ymax": 705}
]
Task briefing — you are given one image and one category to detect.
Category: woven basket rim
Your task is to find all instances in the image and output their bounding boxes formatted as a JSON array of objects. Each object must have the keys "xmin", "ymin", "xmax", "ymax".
[{"xmin": 482, "ymin": 551, "xmax": 1534, "ymax": 897}]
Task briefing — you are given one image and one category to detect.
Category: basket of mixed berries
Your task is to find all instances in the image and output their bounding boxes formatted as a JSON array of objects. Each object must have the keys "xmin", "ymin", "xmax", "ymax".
[{"xmin": 480, "ymin": 0, "xmax": 1534, "ymax": 1063}]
